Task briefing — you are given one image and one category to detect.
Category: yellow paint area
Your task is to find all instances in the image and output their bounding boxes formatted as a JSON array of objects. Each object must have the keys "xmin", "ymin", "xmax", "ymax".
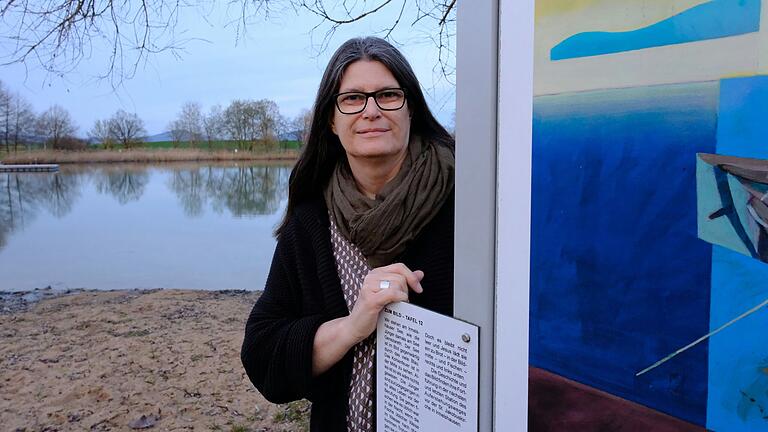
[
  {"xmin": 536, "ymin": 0, "xmax": 712, "ymax": 21},
  {"xmin": 721, "ymin": 72, "xmax": 765, "ymax": 80},
  {"xmin": 536, "ymin": 0, "xmax": 601, "ymax": 17}
]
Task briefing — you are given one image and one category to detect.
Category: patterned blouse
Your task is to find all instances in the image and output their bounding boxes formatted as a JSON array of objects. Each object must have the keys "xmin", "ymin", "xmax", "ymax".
[{"xmin": 329, "ymin": 216, "xmax": 376, "ymax": 432}]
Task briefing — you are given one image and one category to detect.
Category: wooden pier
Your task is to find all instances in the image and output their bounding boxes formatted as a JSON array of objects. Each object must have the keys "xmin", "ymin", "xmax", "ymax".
[{"xmin": 0, "ymin": 164, "xmax": 60, "ymax": 173}]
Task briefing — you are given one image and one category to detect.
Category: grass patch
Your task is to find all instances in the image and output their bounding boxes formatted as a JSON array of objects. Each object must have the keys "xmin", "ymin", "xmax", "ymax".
[{"xmin": 273, "ymin": 400, "xmax": 311, "ymax": 430}]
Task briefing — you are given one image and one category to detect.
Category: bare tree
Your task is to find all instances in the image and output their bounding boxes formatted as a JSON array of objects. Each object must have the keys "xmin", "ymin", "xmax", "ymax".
[
  {"xmin": 89, "ymin": 119, "xmax": 114, "ymax": 148},
  {"xmin": 167, "ymin": 119, "xmax": 186, "ymax": 148},
  {"xmin": 11, "ymin": 97, "xmax": 36, "ymax": 152},
  {"xmin": 223, "ymin": 99, "xmax": 259, "ymax": 150},
  {"xmin": 0, "ymin": 83, "xmax": 10, "ymax": 152},
  {"xmin": 107, "ymin": 110, "xmax": 147, "ymax": 149},
  {"xmin": 299, "ymin": 0, "xmax": 456, "ymax": 78},
  {"xmin": 37, "ymin": 105, "xmax": 78, "ymax": 149},
  {"xmin": 173, "ymin": 102, "xmax": 205, "ymax": 148},
  {"xmin": 0, "ymin": 0, "xmax": 193, "ymax": 85},
  {"xmin": 253, "ymin": 99, "xmax": 282, "ymax": 150},
  {"xmin": 0, "ymin": 1, "xmax": 456, "ymax": 83},
  {"xmin": 0, "ymin": 81, "xmax": 36, "ymax": 152},
  {"xmin": 203, "ymin": 104, "xmax": 224, "ymax": 149},
  {"xmin": 221, "ymin": 99, "xmax": 284, "ymax": 151},
  {"xmin": 291, "ymin": 108, "xmax": 313, "ymax": 148}
]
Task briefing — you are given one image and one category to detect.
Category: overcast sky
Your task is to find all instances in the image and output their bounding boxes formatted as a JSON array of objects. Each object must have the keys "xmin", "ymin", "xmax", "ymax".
[{"xmin": 0, "ymin": 3, "xmax": 455, "ymax": 136}]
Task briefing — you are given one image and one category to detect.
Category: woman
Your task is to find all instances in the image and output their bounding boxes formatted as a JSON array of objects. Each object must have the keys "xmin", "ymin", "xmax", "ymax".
[{"xmin": 241, "ymin": 36, "xmax": 455, "ymax": 431}]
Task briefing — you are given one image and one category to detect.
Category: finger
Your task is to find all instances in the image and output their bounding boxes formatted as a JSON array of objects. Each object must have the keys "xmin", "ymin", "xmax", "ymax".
[
  {"xmin": 378, "ymin": 262, "xmax": 413, "ymax": 274},
  {"xmin": 372, "ymin": 274, "xmax": 409, "ymax": 301},
  {"xmin": 373, "ymin": 273, "xmax": 406, "ymax": 293},
  {"xmin": 404, "ymin": 270, "xmax": 423, "ymax": 294},
  {"xmin": 377, "ymin": 263, "xmax": 424, "ymax": 293},
  {"xmin": 376, "ymin": 286, "xmax": 409, "ymax": 305}
]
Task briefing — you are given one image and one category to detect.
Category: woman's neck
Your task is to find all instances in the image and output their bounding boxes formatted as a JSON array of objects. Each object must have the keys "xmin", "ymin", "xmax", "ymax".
[{"xmin": 348, "ymin": 151, "xmax": 408, "ymax": 199}]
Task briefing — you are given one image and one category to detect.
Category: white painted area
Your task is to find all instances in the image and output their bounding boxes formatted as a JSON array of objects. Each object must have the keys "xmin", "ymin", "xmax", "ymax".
[
  {"xmin": 495, "ymin": 0, "xmax": 535, "ymax": 430},
  {"xmin": 535, "ymin": 33, "xmax": 763, "ymax": 96}
]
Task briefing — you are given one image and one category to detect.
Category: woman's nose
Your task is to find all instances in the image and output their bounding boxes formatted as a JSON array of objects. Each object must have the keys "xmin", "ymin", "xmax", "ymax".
[{"xmin": 361, "ymin": 95, "xmax": 382, "ymax": 119}]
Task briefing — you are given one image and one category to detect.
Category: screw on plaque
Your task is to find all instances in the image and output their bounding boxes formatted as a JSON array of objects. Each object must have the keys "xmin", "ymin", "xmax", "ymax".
[{"xmin": 461, "ymin": 333, "xmax": 471, "ymax": 343}]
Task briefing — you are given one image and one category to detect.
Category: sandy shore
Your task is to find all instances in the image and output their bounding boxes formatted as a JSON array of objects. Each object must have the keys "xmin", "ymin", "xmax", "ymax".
[{"xmin": 0, "ymin": 289, "xmax": 309, "ymax": 432}]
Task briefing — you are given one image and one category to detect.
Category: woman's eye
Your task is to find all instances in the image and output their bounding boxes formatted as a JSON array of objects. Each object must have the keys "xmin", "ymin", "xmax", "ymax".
[
  {"xmin": 341, "ymin": 94, "xmax": 365, "ymax": 104},
  {"xmin": 378, "ymin": 91, "xmax": 400, "ymax": 100}
]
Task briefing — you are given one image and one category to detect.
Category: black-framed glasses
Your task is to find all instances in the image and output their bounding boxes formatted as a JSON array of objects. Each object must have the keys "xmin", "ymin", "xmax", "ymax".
[{"xmin": 334, "ymin": 88, "xmax": 407, "ymax": 114}]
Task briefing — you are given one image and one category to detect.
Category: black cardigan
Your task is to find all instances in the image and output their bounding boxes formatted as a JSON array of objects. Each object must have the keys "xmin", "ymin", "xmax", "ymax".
[{"xmin": 241, "ymin": 191, "xmax": 454, "ymax": 431}]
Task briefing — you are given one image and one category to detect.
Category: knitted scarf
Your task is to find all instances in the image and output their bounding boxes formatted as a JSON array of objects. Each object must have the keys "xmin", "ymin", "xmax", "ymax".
[{"xmin": 324, "ymin": 135, "xmax": 454, "ymax": 268}]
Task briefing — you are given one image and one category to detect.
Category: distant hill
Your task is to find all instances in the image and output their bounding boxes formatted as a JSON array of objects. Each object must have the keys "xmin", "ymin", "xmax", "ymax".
[
  {"xmin": 144, "ymin": 131, "xmax": 174, "ymax": 142},
  {"xmin": 280, "ymin": 129, "xmax": 302, "ymax": 141}
]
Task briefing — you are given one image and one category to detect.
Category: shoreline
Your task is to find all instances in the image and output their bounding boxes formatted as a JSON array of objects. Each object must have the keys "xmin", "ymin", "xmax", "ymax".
[
  {"xmin": 0, "ymin": 288, "xmax": 310, "ymax": 431},
  {"xmin": 0, "ymin": 287, "xmax": 262, "ymax": 315},
  {"xmin": 0, "ymin": 148, "xmax": 300, "ymax": 165}
]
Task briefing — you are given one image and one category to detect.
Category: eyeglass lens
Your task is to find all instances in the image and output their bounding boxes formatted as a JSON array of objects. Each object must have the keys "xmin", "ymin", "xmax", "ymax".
[{"xmin": 336, "ymin": 89, "xmax": 405, "ymax": 114}]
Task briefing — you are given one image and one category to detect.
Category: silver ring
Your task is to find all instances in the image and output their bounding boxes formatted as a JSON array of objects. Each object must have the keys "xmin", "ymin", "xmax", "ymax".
[{"xmin": 379, "ymin": 280, "xmax": 391, "ymax": 289}]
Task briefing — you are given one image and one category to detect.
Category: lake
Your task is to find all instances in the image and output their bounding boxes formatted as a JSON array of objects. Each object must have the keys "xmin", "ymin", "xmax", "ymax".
[{"xmin": 0, "ymin": 162, "xmax": 291, "ymax": 292}]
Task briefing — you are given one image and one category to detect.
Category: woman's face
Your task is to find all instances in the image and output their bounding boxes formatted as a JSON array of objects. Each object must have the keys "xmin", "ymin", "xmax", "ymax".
[{"xmin": 331, "ymin": 60, "xmax": 411, "ymax": 164}]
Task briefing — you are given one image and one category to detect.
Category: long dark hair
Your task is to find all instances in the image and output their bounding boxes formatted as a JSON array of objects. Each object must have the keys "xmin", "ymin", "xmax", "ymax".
[{"xmin": 276, "ymin": 36, "xmax": 454, "ymax": 235}]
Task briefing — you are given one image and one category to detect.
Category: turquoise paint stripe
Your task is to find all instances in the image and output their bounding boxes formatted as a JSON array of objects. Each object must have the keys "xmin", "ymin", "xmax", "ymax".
[{"xmin": 551, "ymin": 0, "xmax": 760, "ymax": 61}]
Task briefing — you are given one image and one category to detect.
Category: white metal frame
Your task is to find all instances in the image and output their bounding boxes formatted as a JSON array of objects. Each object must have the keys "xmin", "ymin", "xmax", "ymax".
[{"xmin": 455, "ymin": 0, "xmax": 534, "ymax": 430}]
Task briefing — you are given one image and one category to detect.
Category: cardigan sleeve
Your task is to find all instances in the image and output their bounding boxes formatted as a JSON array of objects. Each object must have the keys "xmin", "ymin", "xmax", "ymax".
[{"xmin": 240, "ymin": 214, "xmax": 349, "ymax": 404}]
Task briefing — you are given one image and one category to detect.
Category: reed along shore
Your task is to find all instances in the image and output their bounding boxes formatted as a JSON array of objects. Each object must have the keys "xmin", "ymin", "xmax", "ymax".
[{"xmin": 0, "ymin": 148, "xmax": 299, "ymax": 165}]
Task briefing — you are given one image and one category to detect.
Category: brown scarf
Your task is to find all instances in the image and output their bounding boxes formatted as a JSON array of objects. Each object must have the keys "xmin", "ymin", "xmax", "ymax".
[{"xmin": 324, "ymin": 136, "xmax": 455, "ymax": 268}]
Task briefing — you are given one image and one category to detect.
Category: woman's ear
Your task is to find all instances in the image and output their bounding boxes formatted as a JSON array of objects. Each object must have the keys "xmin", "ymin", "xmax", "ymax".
[{"xmin": 330, "ymin": 120, "xmax": 337, "ymax": 135}]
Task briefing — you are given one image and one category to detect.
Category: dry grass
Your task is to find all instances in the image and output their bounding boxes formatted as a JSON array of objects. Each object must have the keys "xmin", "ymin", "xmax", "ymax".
[{"xmin": 0, "ymin": 148, "xmax": 300, "ymax": 164}]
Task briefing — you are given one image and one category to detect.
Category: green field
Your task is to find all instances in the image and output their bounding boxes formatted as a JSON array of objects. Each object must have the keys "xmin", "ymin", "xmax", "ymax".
[{"xmin": 142, "ymin": 140, "xmax": 302, "ymax": 150}]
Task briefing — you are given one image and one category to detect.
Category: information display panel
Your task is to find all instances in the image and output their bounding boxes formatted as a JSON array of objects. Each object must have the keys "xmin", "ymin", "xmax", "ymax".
[{"xmin": 376, "ymin": 302, "xmax": 479, "ymax": 432}]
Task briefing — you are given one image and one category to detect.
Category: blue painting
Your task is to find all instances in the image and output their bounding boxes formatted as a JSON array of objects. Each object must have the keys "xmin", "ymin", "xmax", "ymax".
[
  {"xmin": 531, "ymin": 82, "xmax": 717, "ymax": 425},
  {"xmin": 530, "ymin": 76, "xmax": 768, "ymax": 431},
  {"xmin": 700, "ymin": 77, "xmax": 768, "ymax": 431}
]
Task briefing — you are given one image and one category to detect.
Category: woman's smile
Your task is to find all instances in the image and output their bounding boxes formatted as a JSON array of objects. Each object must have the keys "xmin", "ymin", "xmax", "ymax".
[{"xmin": 356, "ymin": 127, "xmax": 390, "ymax": 137}]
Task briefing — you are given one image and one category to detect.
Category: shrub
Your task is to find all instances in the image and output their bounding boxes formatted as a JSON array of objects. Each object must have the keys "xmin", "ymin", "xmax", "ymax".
[{"xmin": 53, "ymin": 136, "xmax": 88, "ymax": 150}]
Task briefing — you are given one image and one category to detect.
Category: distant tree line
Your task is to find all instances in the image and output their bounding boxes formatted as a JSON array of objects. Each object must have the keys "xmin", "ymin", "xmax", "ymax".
[
  {"xmin": 167, "ymin": 100, "xmax": 312, "ymax": 151},
  {"xmin": 0, "ymin": 79, "xmax": 313, "ymax": 153}
]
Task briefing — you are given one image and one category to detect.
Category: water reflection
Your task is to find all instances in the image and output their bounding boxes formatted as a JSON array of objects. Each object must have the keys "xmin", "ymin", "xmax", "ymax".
[
  {"xmin": 168, "ymin": 165, "xmax": 289, "ymax": 217},
  {"xmin": 94, "ymin": 166, "xmax": 150, "ymax": 205},
  {"xmin": 41, "ymin": 174, "xmax": 83, "ymax": 218},
  {"xmin": 0, "ymin": 162, "xmax": 290, "ymax": 251},
  {"xmin": 0, "ymin": 172, "xmax": 83, "ymax": 248},
  {"xmin": 169, "ymin": 168, "xmax": 206, "ymax": 217}
]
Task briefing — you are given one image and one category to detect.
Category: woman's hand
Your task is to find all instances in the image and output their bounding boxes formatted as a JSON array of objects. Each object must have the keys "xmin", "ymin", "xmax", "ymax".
[
  {"xmin": 311, "ymin": 263, "xmax": 424, "ymax": 376},
  {"xmin": 345, "ymin": 263, "xmax": 424, "ymax": 344}
]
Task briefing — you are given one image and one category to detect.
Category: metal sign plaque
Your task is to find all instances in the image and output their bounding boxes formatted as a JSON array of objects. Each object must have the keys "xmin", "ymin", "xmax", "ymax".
[{"xmin": 376, "ymin": 301, "xmax": 479, "ymax": 432}]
